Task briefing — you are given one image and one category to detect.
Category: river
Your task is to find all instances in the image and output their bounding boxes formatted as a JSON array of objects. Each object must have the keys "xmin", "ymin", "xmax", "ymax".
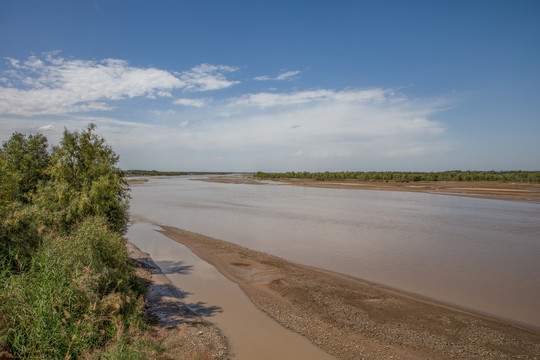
[{"xmin": 129, "ymin": 175, "xmax": 540, "ymax": 330}]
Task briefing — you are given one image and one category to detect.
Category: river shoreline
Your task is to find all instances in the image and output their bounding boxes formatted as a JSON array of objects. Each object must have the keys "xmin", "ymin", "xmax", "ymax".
[
  {"xmin": 196, "ymin": 175, "xmax": 540, "ymax": 203},
  {"xmin": 155, "ymin": 224, "xmax": 540, "ymax": 360},
  {"xmin": 126, "ymin": 240, "xmax": 230, "ymax": 359}
]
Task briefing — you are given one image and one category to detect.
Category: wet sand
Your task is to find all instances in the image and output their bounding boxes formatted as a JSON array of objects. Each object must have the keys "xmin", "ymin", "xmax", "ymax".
[
  {"xmin": 199, "ymin": 175, "xmax": 540, "ymax": 203},
  {"xmin": 158, "ymin": 225, "xmax": 540, "ymax": 360},
  {"xmin": 127, "ymin": 220, "xmax": 335, "ymax": 360}
]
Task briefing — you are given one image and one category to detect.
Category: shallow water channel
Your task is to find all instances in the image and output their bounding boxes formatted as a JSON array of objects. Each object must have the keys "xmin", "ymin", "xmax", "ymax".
[
  {"xmin": 128, "ymin": 176, "xmax": 540, "ymax": 331},
  {"xmin": 127, "ymin": 221, "xmax": 335, "ymax": 360}
]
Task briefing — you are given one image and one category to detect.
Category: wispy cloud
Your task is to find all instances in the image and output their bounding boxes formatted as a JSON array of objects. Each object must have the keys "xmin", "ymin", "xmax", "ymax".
[
  {"xmin": 38, "ymin": 123, "xmax": 55, "ymax": 131},
  {"xmin": 253, "ymin": 75, "xmax": 271, "ymax": 81},
  {"xmin": 233, "ymin": 88, "xmax": 388, "ymax": 108},
  {"xmin": 100, "ymin": 87, "xmax": 448, "ymax": 169},
  {"xmin": 173, "ymin": 98, "xmax": 207, "ymax": 108},
  {"xmin": 147, "ymin": 109, "xmax": 177, "ymax": 116},
  {"xmin": 0, "ymin": 53, "xmax": 451, "ymax": 170},
  {"xmin": 179, "ymin": 64, "xmax": 239, "ymax": 92},
  {"xmin": 275, "ymin": 70, "xmax": 300, "ymax": 80},
  {"xmin": 0, "ymin": 54, "xmax": 182, "ymax": 116},
  {"xmin": 0, "ymin": 54, "xmax": 238, "ymax": 116},
  {"xmin": 254, "ymin": 70, "xmax": 301, "ymax": 81}
]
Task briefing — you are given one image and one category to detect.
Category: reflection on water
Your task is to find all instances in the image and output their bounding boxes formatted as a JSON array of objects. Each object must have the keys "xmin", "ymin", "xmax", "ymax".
[{"xmin": 130, "ymin": 176, "xmax": 540, "ymax": 330}]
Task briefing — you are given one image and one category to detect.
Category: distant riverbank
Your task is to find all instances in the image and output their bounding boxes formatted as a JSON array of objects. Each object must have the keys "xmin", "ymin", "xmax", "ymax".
[{"xmin": 199, "ymin": 174, "xmax": 540, "ymax": 203}]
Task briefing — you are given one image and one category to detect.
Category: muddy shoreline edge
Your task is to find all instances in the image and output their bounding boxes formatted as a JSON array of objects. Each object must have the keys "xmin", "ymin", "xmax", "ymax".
[
  {"xmin": 154, "ymin": 224, "xmax": 540, "ymax": 360},
  {"xmin": 126, "ymin": 240, "xmax": 230, "ymax": 359}
]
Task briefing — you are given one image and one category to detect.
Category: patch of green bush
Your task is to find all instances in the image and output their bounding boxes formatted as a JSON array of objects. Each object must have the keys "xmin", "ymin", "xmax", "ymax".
[
  {"xmin": 0, "ymin": 124, "xmax": 147, "ymax": 359},
  {"xmin": 0, "ymin": 217, "xmax": 142, "ymax": 358}
]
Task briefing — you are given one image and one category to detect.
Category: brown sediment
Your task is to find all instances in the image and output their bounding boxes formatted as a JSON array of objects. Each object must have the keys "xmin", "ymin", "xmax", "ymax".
[
  {"xmin": 126, "ymin": 178, "xmax": 149, "ymax": 186},
  {"xmin": 126, "ymin": 241, "xmax": 230, "ymax": 359},
  {"xmin": 157, "ymin": 225, "xmax": 540, "ymax": 360},
  {"xmin": 199, "ymin": 175, "xmax": 540, "ymax": 203}
]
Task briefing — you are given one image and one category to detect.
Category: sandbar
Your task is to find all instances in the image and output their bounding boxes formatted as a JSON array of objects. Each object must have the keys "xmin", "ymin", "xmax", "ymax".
[{"xmin": 157, "ymin": 225, "xmax": 540, "ymax": 360}]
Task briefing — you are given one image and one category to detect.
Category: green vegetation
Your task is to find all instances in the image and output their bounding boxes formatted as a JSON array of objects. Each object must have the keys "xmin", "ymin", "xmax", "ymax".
[
  {"xmin": 256, "ymin": 170, "xmax": 540, "ymax": 183},
  {"xmin": 0, "ymin": 125, "xmax": 161, "ymax": 359}
]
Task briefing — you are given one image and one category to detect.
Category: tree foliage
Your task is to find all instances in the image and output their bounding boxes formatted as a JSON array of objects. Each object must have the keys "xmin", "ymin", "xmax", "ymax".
[
  {"xmin": 1, "ymin": 124, "xmax": 129, "ymax": 262},
  {"xmin": 0, "ymin": 124, "xmax": 139, "ymax": 359},
  {"xmin": 0, "ymin": 133, "xmax": 50, "ymax": 262},
  {"xmin": 35, "ymin": 124, "xmax": 130, "ymax": 234},
  {"xmin": 0, "ymin": 132, "xmax": 49, "ymax": 203}
]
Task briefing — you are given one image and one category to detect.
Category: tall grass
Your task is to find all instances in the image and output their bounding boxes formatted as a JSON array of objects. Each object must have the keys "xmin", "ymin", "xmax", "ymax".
[{"xmin": 0, "ymin": 217, "xmax": 144, "ymax": 359}]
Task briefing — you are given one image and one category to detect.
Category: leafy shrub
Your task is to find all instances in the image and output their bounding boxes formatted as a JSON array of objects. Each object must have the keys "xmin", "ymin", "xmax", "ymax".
[
  {"xmin": 0, "ymin": 125, "xmax": 139, "ymax": 359},
  {"xmin": 0, "ymin": 217, "xmax": 142, "ymax": 359},
  {"xmin": 35, "ymin": 124, "xmax": 129, "ymax": 235}
]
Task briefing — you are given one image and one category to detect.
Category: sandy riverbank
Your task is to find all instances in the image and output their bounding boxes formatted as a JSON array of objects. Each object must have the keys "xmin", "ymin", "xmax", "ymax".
[
  {"xmin": 157, "ymin": 225, "xmax": 540, "ymax": 360},
  {"xmin": 126, "ymin": 178, "xmax": 149, "ymax": 186},
  {"xmin": 198, "ymin": 175, "xmax": 540, "ymax": 203}
]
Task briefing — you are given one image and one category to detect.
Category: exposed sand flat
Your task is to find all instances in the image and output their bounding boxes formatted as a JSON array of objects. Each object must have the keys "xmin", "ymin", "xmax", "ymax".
[
  {"xmin": 158, "ymin": 225, "xmax": 540, "ymax": 360},
  {"xmin": 447, "ymin": 187, "xmax": 530, "ymax": 192},
  {"xmin": 126, "ymin": 178, "xmax": 149, "ymax": 186},
  {"xmin": 198, "ymin": 175, "xmax": 540, "ymax": 203}
]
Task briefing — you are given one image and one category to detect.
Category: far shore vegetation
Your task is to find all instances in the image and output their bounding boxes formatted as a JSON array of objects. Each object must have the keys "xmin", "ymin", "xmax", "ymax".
[
  {"xmin": 255, "ymin": 170, "xmax": 540, "ymax": 183},
  {"xmin": 0, "ymin": 125, "xmax": 171, "ymax": 359}
]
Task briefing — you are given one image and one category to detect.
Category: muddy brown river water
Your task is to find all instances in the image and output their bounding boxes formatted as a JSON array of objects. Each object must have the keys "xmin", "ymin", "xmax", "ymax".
[
  {"xmin": 128, "ymin": 175, "xmax": 540, "ymax": 332},
  {"xmin": 127, "ymin": 221, "xmax": 335, "ymax": 359}
]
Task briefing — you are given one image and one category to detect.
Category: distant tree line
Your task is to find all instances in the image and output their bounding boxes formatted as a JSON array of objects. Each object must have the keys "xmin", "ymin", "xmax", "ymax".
[{"xmin": 255, "ymin": 170, "xmax": 540, "ymax": 183}]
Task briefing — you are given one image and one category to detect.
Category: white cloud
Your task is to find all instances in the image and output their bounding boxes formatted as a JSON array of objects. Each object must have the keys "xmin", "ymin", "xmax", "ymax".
[
  {"xmin": 253, "ymin": 75, "xmax": 271, "ymax": 81},
  {"xmin": 38, "ymin": 123, "xmax": 55, "ymax": 131},
  {"xmin": 0, "ymin": 84, "xmax": 449, "ymax": 171},
  {"xmin": 275, "ymin": 70, "xmax": 300, "ymax": 80},
  {"xmin": 180, "ymin": 64, "xmax": 239, "ymax": 92},
  {"xmin": 0, "ymin": 54, "xmax": 239, "ymax": 116},
  {"xmin": 173, "ymin": 98, "xmax": 206, "ymax": 108},
  {"xmin": 147, "ymin": 109, "xmax": 177, "ymax": 116},
  {"xmin": 73, "ymin": 115, "xmax": 153, "ymax": 129},
  {"xmin": 0, "ymin": 54, "xmax": 183, "ymax": 116},
  {"xmin": 103, "ymin": 88, "xmax": 446, "ymax": 163},
  {"xmin": 0, "ymin": 55, "xmax": 454, "ymax": 171},
  {"xmin": 157, "ymin": 90, "xmax": 173, "ymax": 98},
  {"xmin": 254, "ymin": 69, "xmax": 301, "ymax": 81},
  {"xmin": 233, "ymin": 88, "xmax": 388, "ymax": 108}
]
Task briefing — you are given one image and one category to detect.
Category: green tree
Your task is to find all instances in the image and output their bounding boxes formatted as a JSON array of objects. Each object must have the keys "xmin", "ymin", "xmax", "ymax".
[
  {"xmin": 1, "ymin": 132, "xmax": 49, "ymax": 203},
  {"xmin": 35, "ymin": 124, "xmax": 130, "ymax": 234},
  {"xmin": 0, "ymin": 133, "xmax": 50, "ymax": 262}
]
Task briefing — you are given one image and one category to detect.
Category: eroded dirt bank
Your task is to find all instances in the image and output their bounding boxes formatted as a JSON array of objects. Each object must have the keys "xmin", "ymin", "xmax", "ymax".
[{"xmin": 158, "ymin": 226, "xmax": 540, "ymax": 360}]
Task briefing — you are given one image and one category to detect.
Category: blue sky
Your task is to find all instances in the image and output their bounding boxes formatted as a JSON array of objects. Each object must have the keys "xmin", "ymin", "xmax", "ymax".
[{"xmin": 0, "ymin": 0, "xmax": 539, "ymax": 171}]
